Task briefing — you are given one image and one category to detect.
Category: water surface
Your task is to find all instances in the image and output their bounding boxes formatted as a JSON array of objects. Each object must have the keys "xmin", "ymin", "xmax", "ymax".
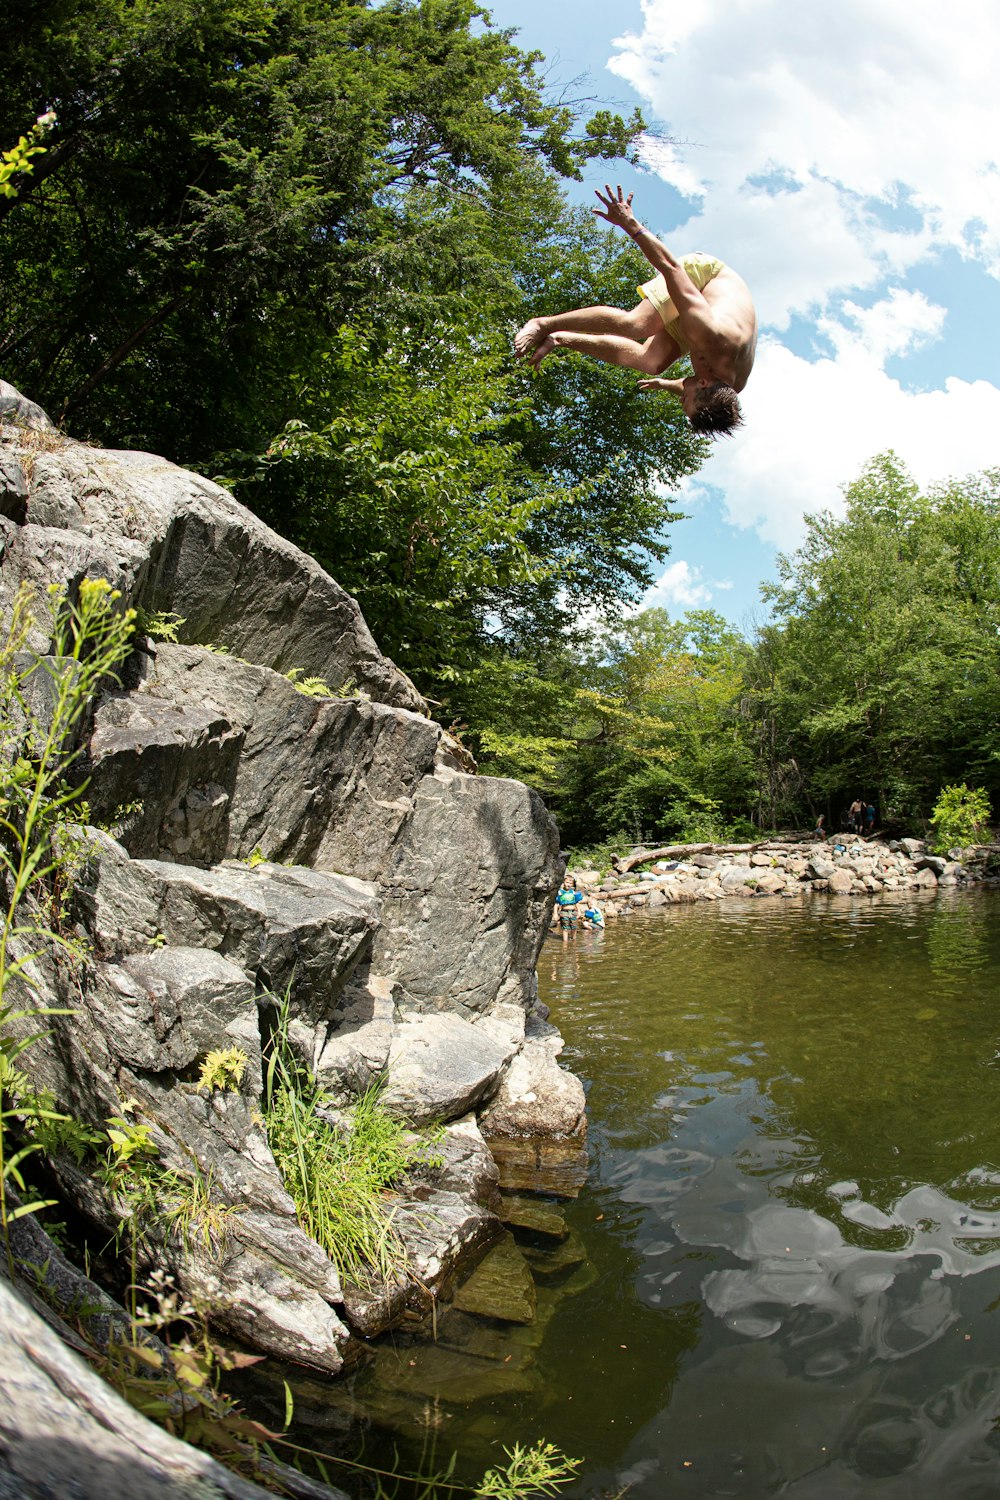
[{"xmin": 281, "ymin": 891, "xmax": 1000, "ymax": 1498}]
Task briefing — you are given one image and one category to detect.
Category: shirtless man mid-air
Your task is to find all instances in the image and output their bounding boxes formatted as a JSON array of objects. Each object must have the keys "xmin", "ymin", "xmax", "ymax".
[{"xmin": 515, "ymin": 186, "xmax": 757, "ymax": 436}]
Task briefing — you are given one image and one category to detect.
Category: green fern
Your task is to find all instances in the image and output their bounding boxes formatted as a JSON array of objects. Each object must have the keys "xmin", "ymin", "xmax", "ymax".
[
  {"xmin": 196, "ymin": 1047, "xmax": 248, "ymax": 1094},
  {"xmin": 134, "ymin": 609, "xmax": 185, "ymax": 643},
  {"xmin": 283, "ymin": 667, "xmax": 335, "ymax": 699}
]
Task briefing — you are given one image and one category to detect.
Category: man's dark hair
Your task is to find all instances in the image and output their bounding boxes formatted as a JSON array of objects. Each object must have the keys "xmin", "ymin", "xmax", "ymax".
[{"xmin": 689, "ymin": 382, "xmax": 743, "ymax": 437}]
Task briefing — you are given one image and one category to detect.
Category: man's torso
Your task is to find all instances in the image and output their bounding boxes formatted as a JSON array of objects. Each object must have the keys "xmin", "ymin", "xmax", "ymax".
[{"xmin": 642, "ymin": 255, "xmax": 757, "ymax": 389}]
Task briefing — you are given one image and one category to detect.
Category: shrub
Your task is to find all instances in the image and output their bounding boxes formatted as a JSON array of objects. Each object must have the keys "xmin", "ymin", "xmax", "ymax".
[{"xmin": 928, "ymin": 783, "xmax": 992, "ymax": 853}]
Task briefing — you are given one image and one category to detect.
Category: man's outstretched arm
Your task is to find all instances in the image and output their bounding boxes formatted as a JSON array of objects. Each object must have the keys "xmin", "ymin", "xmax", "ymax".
[{"xmin": 593, "ymin": 185, "xmax": 716, "ymax": 332}]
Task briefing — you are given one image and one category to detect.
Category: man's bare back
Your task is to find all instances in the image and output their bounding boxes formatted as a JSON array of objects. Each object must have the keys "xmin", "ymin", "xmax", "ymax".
[{"xmin": 515, "ymin": 186, "xmax": 758, "ymax": 436}]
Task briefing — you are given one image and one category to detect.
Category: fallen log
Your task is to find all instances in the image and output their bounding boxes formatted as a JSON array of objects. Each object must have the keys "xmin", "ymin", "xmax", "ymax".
[{"xmin": 611, "ymin": 841, "xmax": 765, "ymax": 875}]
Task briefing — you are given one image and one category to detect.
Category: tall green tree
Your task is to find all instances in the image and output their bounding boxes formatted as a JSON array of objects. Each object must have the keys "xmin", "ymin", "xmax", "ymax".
[
  {"xmin": 236, "ymin": 201, "xmax": 704, "ymax": 679},
  {"xmin": 1, "ymin": 0, "xmax": 642, "ymax": 461},
  {"xmin": 460, "ymin": 608, "xmax": 755, "ymax": 847},
  {"xmin": 748, "ymin": 454, "xmax": 1000, "ymax": 825},
  {"xmin": 3, "ymin": 0, "xmax": 712, "ymax": 688}
]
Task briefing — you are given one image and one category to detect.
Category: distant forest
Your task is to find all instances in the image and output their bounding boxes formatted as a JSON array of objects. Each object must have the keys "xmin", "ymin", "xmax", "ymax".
[{"xmin": 3, "ymin": 1, "xmax": 997, "ymax": 843}]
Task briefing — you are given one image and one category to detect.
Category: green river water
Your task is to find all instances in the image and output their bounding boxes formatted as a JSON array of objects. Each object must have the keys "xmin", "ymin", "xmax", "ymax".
[{"xmin": 270, "ymin": 890, "xmax": 1000, "ymax": 1499}]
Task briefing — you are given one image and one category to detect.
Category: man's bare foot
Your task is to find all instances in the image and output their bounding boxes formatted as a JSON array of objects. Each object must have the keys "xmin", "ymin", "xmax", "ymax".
[
  {"xmin": 514, "ymin": 317, "xmax": 545, "ymax": 358},
  {"xmin": 528, "ymin": 333, "xmax": 559, "ymax": 370}
]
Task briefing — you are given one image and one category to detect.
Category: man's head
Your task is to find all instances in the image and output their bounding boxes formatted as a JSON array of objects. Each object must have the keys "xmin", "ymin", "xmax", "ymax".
[{"xmin": 680, "ymin": 378, "xmax": 743, "ymax": 437}]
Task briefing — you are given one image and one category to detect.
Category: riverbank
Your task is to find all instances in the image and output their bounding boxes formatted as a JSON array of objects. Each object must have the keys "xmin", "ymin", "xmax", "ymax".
[{"xmin": 571, "ymin": 836, "xmax": 1000, "ymax": 918}]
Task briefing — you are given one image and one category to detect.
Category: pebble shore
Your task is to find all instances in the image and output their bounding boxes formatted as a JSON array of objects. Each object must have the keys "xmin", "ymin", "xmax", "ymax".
[{"xmin": 573, "ymin": 837, "xmax": 999, "ymax": 919}]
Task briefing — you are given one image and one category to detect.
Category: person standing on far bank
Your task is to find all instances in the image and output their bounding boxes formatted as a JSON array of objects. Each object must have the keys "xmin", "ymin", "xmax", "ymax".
[{"xmin": 515, "ymin": 186, "xmax": 757, "ymax": 437}]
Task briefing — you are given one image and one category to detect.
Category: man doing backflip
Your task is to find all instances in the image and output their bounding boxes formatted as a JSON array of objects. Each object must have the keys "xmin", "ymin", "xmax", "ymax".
[{"xmin": 515, "ymin": 186, "xmax": 757, "ymax": 436}]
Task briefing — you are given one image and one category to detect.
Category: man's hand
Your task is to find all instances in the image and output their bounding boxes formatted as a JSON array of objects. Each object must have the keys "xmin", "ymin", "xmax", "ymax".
[
  {"xmin": 637, "ymin": 377, "xmax": 684, "ymax": 395},
  {"xmin": 593, "ymin": 184, "xmax": 641, "ymax": 236}
]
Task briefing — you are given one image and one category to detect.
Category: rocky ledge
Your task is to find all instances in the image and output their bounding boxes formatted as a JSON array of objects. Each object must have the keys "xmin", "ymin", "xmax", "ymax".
[{"xmin": 0, "ymin": 382, "xmax": 586, "ymax": 1383}]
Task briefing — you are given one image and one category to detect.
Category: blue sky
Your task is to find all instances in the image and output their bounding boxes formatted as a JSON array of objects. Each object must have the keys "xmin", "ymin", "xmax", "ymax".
[{"xmin": 487, "ymin": 0, "xmax": 1000, "ymax": 630}]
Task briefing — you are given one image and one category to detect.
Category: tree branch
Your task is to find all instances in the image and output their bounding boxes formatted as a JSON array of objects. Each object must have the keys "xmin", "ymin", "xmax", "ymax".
[
  {"xmin": 612, "ymin": 841, "xmax": 764, "ymax": 873},
  {"xmin": 61, "ymin": 292, "xmax": 191, "ymax": 417}
]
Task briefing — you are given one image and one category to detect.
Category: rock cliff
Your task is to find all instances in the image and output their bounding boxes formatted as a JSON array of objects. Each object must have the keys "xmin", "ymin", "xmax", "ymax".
[{"xmin": 0, "ymin": 382, "xmax": 584, "ymax": 1379}]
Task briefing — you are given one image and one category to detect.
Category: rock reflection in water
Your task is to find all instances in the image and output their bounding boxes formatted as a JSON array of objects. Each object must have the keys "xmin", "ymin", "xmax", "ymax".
[{"xmin": 248, "ymin": 1185, "xmax": 603, "ymax": 1490}]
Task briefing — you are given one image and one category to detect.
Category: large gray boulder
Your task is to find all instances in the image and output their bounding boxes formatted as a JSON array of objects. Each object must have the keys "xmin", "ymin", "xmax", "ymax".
[
  {"xmin": 77, "ymin": 831, "xmax": 379, "ymax": 1017},
  {"xmin": 0, "ymin": 1278, "xmax": 350, "ymax": 1500},
  {"xmin": 0, "ymin": 396, "xmax": 421, "ymax": 711},
  {"xmin": 313, "ymin": 971, "xmax": 398, "ymax": 1096},
  {"xmin": 374, "ymin": 766, "xmax": 562, "ymax": 1017},
  {"xmin": 82, "ymin": 641, "xmax": 561, "ymax": 1025},
  {"xmin": 17, "ymin": 929, "xmax": 355, "ymax": 1374},
  {"xmin": 478, "ymin": 1028, "xmax": 587, "ymax": 1141},
  {"xmin": 378, "ymin": 1008, "xmax": 525, "ymax": 1125},
  {"xmin": 103, "ymin": 946, "xmax": 255, "ymax": 1073},
  {"xmin": 0, "ymin": 378, "xmax": 57, "ymax": 433},
  {"xmin": 87, "ymin": 643, "xmax": 447, "ymax": 873},
  {"xmin": 0, "ymin": 383, "xmax": 574, "ymax": 1389}
]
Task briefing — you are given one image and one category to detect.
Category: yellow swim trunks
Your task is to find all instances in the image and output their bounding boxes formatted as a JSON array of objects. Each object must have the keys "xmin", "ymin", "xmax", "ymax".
[{"xmin": 638, "ymin": 252, "xmax": 726, "ymax": 354}]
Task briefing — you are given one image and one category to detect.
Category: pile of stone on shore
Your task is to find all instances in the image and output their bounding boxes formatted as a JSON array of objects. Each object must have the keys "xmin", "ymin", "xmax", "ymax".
[{"xmin": 573, "ymin": 837, "xmax": 1000, "ymax": 919}]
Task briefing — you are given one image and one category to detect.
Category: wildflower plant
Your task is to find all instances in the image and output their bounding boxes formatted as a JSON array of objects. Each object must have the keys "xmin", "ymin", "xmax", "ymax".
[{"xmin": 0, "ymin": 579, "xmax": 135, "ymax": 1268}]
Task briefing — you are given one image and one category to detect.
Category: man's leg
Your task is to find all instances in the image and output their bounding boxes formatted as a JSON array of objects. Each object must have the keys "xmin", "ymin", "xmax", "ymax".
[
  {"xmin": 515, "ymin": 300, "xmax": 660, "ymax": 358},
  {"xmin": 529, "ymin": 322, "xmax": 675, "ymax": 374}
]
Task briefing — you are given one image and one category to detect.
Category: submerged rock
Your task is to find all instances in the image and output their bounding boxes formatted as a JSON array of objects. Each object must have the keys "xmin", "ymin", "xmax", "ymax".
[
  {"xmin": 522, "ymin": 1229, "xmax": 588, "ymax": 1283},
  {"xmin": 451, "ymin": 1232, "xmax": 537, "ymax": 1324},
  {"xmin": 478, "ymin": 1027, "xmax": 588, "ymax": 1196},
  {"xmin": 500, "ymin": 1194, "xmax": 570, "ymax": 1241},
  {"xmin": 486, "ymin": 1137, "xmax": 590, "ymax": 1198}
]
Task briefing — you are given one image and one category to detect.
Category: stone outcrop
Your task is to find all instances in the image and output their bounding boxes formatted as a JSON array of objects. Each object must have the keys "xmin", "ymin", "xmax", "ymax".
[
  {"xmin": 0, "ymin": 1276, "xmax": 350, "ymax": 1500},
  {"xmin": 0, "ymin": 387, "xmax": 574, "ymax": 1389},
  {"xmin": 0, "ymin": 387, "xmax": 421, "ymax": 711},
  {"xmin": 478, "ymin": 1020, "xmax": 589, "ymax": 1197},
  {"xmin": 577, "ymin": 836, "xmax": 983, "ymax": 918}
]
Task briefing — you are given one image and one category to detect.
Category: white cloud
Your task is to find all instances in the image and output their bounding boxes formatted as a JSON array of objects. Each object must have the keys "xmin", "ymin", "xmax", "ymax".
[
  {"xmin": 693, "ymin": 338, "xmax": 1000, "ymax": 550},
  {"xmin": 821, "ymin": 289, "xmax": 946, "ymax": 362},
  {"xmin": 610, "ymin": 0, "xmax": 1000, "ymax": 311},
  {"xmin": 639, "ymin": 559, "xmax": 730, "ymax": 613},
  {"xmin": 602, "ymin": 0, "xmax": 1000, "ymax": 554},
  {"xmin": 659, "ymin": 175, "xmax": 899, "ymax": 331}
]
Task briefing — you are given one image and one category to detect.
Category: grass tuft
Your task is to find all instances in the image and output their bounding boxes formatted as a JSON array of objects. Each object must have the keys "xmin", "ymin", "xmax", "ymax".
[{"xmin": 263, "ymin": 998, "xmax": 418, "ymax": 1284}]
